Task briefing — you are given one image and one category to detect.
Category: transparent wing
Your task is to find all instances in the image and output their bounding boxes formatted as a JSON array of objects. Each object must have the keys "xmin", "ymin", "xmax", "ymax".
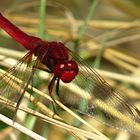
[
  {"xmin": 59, "ymin": 51, "xmax": 140, "ymax": 136},
  {"xmin": 0, "ymin": 52, "xmax": 37, "ymax": 113}
]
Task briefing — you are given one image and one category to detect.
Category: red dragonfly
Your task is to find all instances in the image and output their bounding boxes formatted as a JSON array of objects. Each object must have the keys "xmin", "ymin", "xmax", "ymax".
[{"xmin": 0, "ymin": 13, "xmax": 140, "ymax": 136}]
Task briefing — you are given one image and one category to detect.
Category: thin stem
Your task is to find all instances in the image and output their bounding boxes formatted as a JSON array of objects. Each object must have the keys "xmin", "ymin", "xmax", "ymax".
[
  {"xmin": 38, "ymin": 0, "xmax": 47, "ymax": 39},
  {"xmin": 73, "ymin": 0, "xmax": 98, "ymax": 51},
  {"xmin": 0, "ymin": 114, "xmax": 47, "ymax": 140}
]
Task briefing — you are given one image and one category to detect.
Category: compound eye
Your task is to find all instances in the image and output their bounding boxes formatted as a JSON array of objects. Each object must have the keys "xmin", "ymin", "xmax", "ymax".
[
  {"xmin": 53, "ymin": 60, "xmax": 79, "ymax": 83},
  {"xmin": 67, "ymin": 60, "xmax": 79, "ymax": 74},
  {"xmin": 53, "ymin": 63, "xmax": 66, "ymax": 79}
]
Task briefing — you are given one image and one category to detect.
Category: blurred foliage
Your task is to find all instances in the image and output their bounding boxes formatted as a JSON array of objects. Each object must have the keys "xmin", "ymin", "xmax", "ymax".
[{"xmin": 130, "ymin": 0, "xmax": 140, "ymax": 7}]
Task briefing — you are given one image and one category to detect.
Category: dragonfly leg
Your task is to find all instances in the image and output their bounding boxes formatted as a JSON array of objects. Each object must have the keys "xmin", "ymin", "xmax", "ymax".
[
  {"xmin": 56, "ymin": 78, "xmax": 60, "ymax": 98},
  {"xmin": 48, "ymin": 76, "xmax": 60, "ymax": 116},
  {"xmin": 12, "ymin": 93, "xmax": 25, "ymax": 122},
  {"xmin": 56, "ymin": 78, "xmax": 64, "ymax": 104},
  {"xmin": 34, "ymin": 65, "xmax": 52, "ymax": 73},
  {"xmin": 56, "ymin": 78, "xmax": 66, "ymax": 112}
]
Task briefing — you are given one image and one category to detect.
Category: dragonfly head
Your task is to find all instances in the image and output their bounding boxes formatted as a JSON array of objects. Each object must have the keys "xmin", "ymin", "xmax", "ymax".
[{"xmin": 53, "ymin": 60, "xmax": 79, "ymax": 83}]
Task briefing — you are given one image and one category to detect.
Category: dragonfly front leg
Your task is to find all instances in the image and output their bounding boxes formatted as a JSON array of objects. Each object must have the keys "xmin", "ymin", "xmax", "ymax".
[
  {"xmin": 56, "ymin": 78, "xmax": 65, "ymax": 105},
  {"xmin": 56, "ymin": 78, "xmax": 60, "ymax": 98},
  {"xmin": 48, "ymin": 76, "xmax": 60, "ymax": 116},
  {"xmin": 33, "ymin": 63, "xmax": 52, "ymax": 73}
]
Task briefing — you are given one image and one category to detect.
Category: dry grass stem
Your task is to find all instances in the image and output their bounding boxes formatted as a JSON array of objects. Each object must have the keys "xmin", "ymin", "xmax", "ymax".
[
  {"xmin": 4, "ymin": 14, "xmax": 140, "ymax": 29},
  {"xmin": 0, "ymin": 113, "xmax": 47, "ymax": 140},
  {"xmin": 0, "ymin": 97, "xmax": 108, "ymax": 140}
]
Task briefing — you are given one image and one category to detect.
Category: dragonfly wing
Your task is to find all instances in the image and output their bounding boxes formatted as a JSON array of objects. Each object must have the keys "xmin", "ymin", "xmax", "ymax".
[
  {"xmin": 0, "ymin": 52, "xmax": 36, "ymax": 113},
  {"xmin": 60, "ymin": 51, "xmax": 140, "ymax": 136}
]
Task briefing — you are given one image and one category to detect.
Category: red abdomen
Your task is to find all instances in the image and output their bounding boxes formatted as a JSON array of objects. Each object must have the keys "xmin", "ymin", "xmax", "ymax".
[{"xmin": 0, "ymin": 13, "xmax": 41, "ymax": 52}]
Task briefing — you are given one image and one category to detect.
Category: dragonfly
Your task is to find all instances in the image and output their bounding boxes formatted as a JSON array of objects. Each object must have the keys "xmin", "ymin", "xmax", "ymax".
[{"xmin": 0, "ymin": 13, "xmax": 140, "ymax": 136}]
